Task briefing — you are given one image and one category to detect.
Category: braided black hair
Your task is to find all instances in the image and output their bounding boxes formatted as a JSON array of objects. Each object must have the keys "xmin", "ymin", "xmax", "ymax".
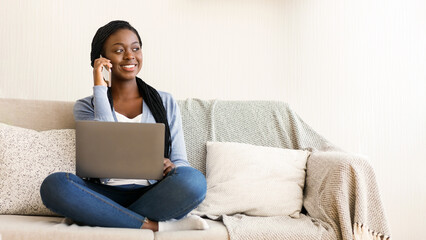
[
  {"xmin": 90, "ymin": 20, "xmax": 142, "ymax": 67},
  {"xmin": 91, "ymin": 20, "xmax": 172, "ymax": 158}
]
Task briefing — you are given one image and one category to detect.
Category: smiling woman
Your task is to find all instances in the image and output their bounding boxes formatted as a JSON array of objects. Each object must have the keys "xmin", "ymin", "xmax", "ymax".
[
  {"xmin": 102, "ymin": 29, "xmax": 142, "ymax": 82},
  {"xmin": 97, "ymin": 28, "xmax": 144, "ymax": 118},
  {"xmin": 38, "ymin": 20, "xmax": 209, "ymax": 232}
]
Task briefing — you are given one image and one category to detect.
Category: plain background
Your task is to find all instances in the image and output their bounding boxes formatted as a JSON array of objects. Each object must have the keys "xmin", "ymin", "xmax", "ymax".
[{"xmin": 0, "ymin": 0, "xmax": 425, "ymax": 239}]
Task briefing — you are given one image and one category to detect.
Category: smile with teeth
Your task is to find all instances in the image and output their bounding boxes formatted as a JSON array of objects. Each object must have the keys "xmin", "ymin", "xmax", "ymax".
[{"xmin": 122, "ymin": 64, "xmax": 136, "ymax": 69}]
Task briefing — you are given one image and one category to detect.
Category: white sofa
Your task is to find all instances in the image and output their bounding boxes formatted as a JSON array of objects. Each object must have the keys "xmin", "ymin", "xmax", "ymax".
[{"xmin": 0, "ymin": 98, "xmax": 391, "ymax": 240}]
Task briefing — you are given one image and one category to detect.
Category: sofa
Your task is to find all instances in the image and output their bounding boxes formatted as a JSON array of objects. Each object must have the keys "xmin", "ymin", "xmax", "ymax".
[{"xmin": 0, "ymin": 98, "xmax": 391, "ymax": 240}]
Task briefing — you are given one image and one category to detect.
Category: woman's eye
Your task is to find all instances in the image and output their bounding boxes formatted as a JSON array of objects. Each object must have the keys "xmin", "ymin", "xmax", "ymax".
[
  {"xmin": 115, "ymin": 49, "xmax": 124, "ymax": 53},
  {"xmin": 133, "ymin": 47, "xmax": 140, "ymax": 51}
]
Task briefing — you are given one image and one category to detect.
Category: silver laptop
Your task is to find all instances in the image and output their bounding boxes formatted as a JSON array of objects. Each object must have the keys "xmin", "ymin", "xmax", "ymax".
[{"xmin": 75, "ymin": 120, "xmax": 164, "ymax": 180}]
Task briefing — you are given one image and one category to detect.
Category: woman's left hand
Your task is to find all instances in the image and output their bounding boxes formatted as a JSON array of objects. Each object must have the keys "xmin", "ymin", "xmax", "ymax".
[{"xmin": 163, "ymin": 158, "xmax": 175, "ymax": 177}]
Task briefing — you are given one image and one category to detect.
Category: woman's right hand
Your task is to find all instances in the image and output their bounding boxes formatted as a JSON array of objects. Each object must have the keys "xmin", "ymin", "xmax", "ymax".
[{"xmin": 93, "ymin": 56, "xmax": 113, "ymax": 86}]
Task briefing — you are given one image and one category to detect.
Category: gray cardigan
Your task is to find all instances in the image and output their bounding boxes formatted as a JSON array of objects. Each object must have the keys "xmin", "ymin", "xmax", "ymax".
[{"xmin": 73, "ymin": 86, "xmax": 190, "ymax": 183}]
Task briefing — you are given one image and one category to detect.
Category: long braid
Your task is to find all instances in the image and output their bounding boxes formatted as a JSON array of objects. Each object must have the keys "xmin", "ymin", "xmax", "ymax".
[
  {"xmin": 91, "ymin": 20, "xmax": 172, "ymax": 158},
  {"xmin": 136, "ymin": 77, "xmax": 172, "ymax": 158}
]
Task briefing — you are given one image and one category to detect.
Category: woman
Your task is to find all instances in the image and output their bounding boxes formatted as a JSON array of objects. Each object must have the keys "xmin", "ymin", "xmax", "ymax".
[{"xmin": 40, "ymin": 20, "xmax": 208, "ymax": 231}]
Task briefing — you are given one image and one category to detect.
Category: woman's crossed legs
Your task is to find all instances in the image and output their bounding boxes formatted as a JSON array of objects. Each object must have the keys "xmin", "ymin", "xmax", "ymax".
[{"xmin": 40, "ymin": 166, "xmax": 207, "ymax": 230}]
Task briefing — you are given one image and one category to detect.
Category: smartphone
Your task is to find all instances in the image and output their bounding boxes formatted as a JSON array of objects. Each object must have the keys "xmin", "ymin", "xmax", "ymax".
[{"xmin": 100, "ymin": 55, "xmax": 112, "ymax": 87}]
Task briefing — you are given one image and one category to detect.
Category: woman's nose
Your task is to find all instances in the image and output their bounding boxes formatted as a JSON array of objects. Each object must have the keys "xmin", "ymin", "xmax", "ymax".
[{"xmin": 124, "ymin": 51, "xmax": 135, "ymax": 60}]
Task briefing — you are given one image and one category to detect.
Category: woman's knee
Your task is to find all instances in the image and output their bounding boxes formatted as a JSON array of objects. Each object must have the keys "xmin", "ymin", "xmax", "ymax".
[
  {"xmin": 174, "ymin": 167, "xmax": 207, "ymax": 200},
  {"xmin": 41, "ymin": 172, "xmax": 65, "ymax": 193},
  {"xmin": 40, "ymin": 172, "xmax": 77, "ymax": 207}
]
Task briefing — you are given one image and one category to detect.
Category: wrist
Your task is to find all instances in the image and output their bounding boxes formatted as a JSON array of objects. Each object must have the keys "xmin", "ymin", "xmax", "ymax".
[{"xmin": 93, "ymin": 72, "xmax": 108, "ymax": 87}]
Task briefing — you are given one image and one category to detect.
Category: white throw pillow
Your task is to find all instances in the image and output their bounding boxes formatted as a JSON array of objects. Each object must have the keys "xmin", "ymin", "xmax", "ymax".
[
  {"xmin": 195, "ymin": 141, "xmax": 310, "ymax": 218},
  {"xmin": 0, "ymin": 123, "xmax": 75, "ymax": 215}
]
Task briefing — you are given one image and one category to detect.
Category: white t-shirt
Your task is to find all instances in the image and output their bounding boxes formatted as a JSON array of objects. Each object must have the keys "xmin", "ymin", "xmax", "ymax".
[{"xmin": 105, "ymin": 111, "xmax": 150, "ymax": 186}]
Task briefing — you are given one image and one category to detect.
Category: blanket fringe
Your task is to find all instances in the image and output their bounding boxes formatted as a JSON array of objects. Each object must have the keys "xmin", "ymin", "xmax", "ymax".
[{"xmin": 353, "ymin": 222, "xmax": 391, "ymax": 240}]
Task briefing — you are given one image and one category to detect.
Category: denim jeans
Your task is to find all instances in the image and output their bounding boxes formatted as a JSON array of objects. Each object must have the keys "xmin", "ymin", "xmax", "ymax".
[{"xmin": 40, "ymin": 166, "xmax": 207, "ymax": 229}]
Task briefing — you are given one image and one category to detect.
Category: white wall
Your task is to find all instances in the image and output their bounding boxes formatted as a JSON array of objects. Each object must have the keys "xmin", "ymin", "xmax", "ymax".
[{"xmin": 1, "ymin": 0, "xmax": 425, "ymax": 239}]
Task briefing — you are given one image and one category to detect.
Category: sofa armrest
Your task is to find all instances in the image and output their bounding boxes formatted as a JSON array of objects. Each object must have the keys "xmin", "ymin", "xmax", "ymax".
[{"xmin": 303, "ymin": 151, "xmax": 391, "ymax": 240}]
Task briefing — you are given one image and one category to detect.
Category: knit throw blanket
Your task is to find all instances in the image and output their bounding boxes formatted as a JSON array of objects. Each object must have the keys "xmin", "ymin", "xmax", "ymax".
[{"xmin": 178, "ymin": 99, "xmax": 391, "ymax": 240}]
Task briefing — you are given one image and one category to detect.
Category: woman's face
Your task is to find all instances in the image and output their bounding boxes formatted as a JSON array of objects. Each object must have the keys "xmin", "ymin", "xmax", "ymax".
[{"xmin": 102, "ymin": 29, "xmax": 143, "ymax": 81}]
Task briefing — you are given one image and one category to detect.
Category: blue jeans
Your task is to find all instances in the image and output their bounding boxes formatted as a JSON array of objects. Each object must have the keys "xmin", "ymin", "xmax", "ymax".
[{"xmin": 40, "ymin": 166, "xmax": 206, "ymax": 229}]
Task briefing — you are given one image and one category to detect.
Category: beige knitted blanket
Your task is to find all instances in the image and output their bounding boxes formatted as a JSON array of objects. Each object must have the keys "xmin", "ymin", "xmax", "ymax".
[{"xmin": 178, "ymin": 99, "xmax": 391, "ymax": 240}]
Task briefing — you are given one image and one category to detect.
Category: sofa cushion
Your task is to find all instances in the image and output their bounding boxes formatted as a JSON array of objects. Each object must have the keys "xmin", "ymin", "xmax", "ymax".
[
  {"xmin": 0, "ymin": 215, "xmax": 154, "ymax": 240},
  {"xmin": 0, "ymin": 123, "xmax": 75, "ymax": 215},
  {"xmin": 194, "ymin": 141, "xmax": 309, "ymax": 218},
  {"xmin": 154, "ymin": 219, "xmax": 228, "ymax": 240}
]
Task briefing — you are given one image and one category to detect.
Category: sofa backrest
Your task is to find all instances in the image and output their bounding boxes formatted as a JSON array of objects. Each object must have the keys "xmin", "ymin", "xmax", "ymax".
[
  {"xmin": 177, "ymin": 99, "xmax": 335, "ymax": 174},
  {"xmin": 0, "ymin": 98, "xmax": 335, "ymax": 175},
  {"xmin": 0, "ymin": 98, "xmax": 75, "ymax": 131}
]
